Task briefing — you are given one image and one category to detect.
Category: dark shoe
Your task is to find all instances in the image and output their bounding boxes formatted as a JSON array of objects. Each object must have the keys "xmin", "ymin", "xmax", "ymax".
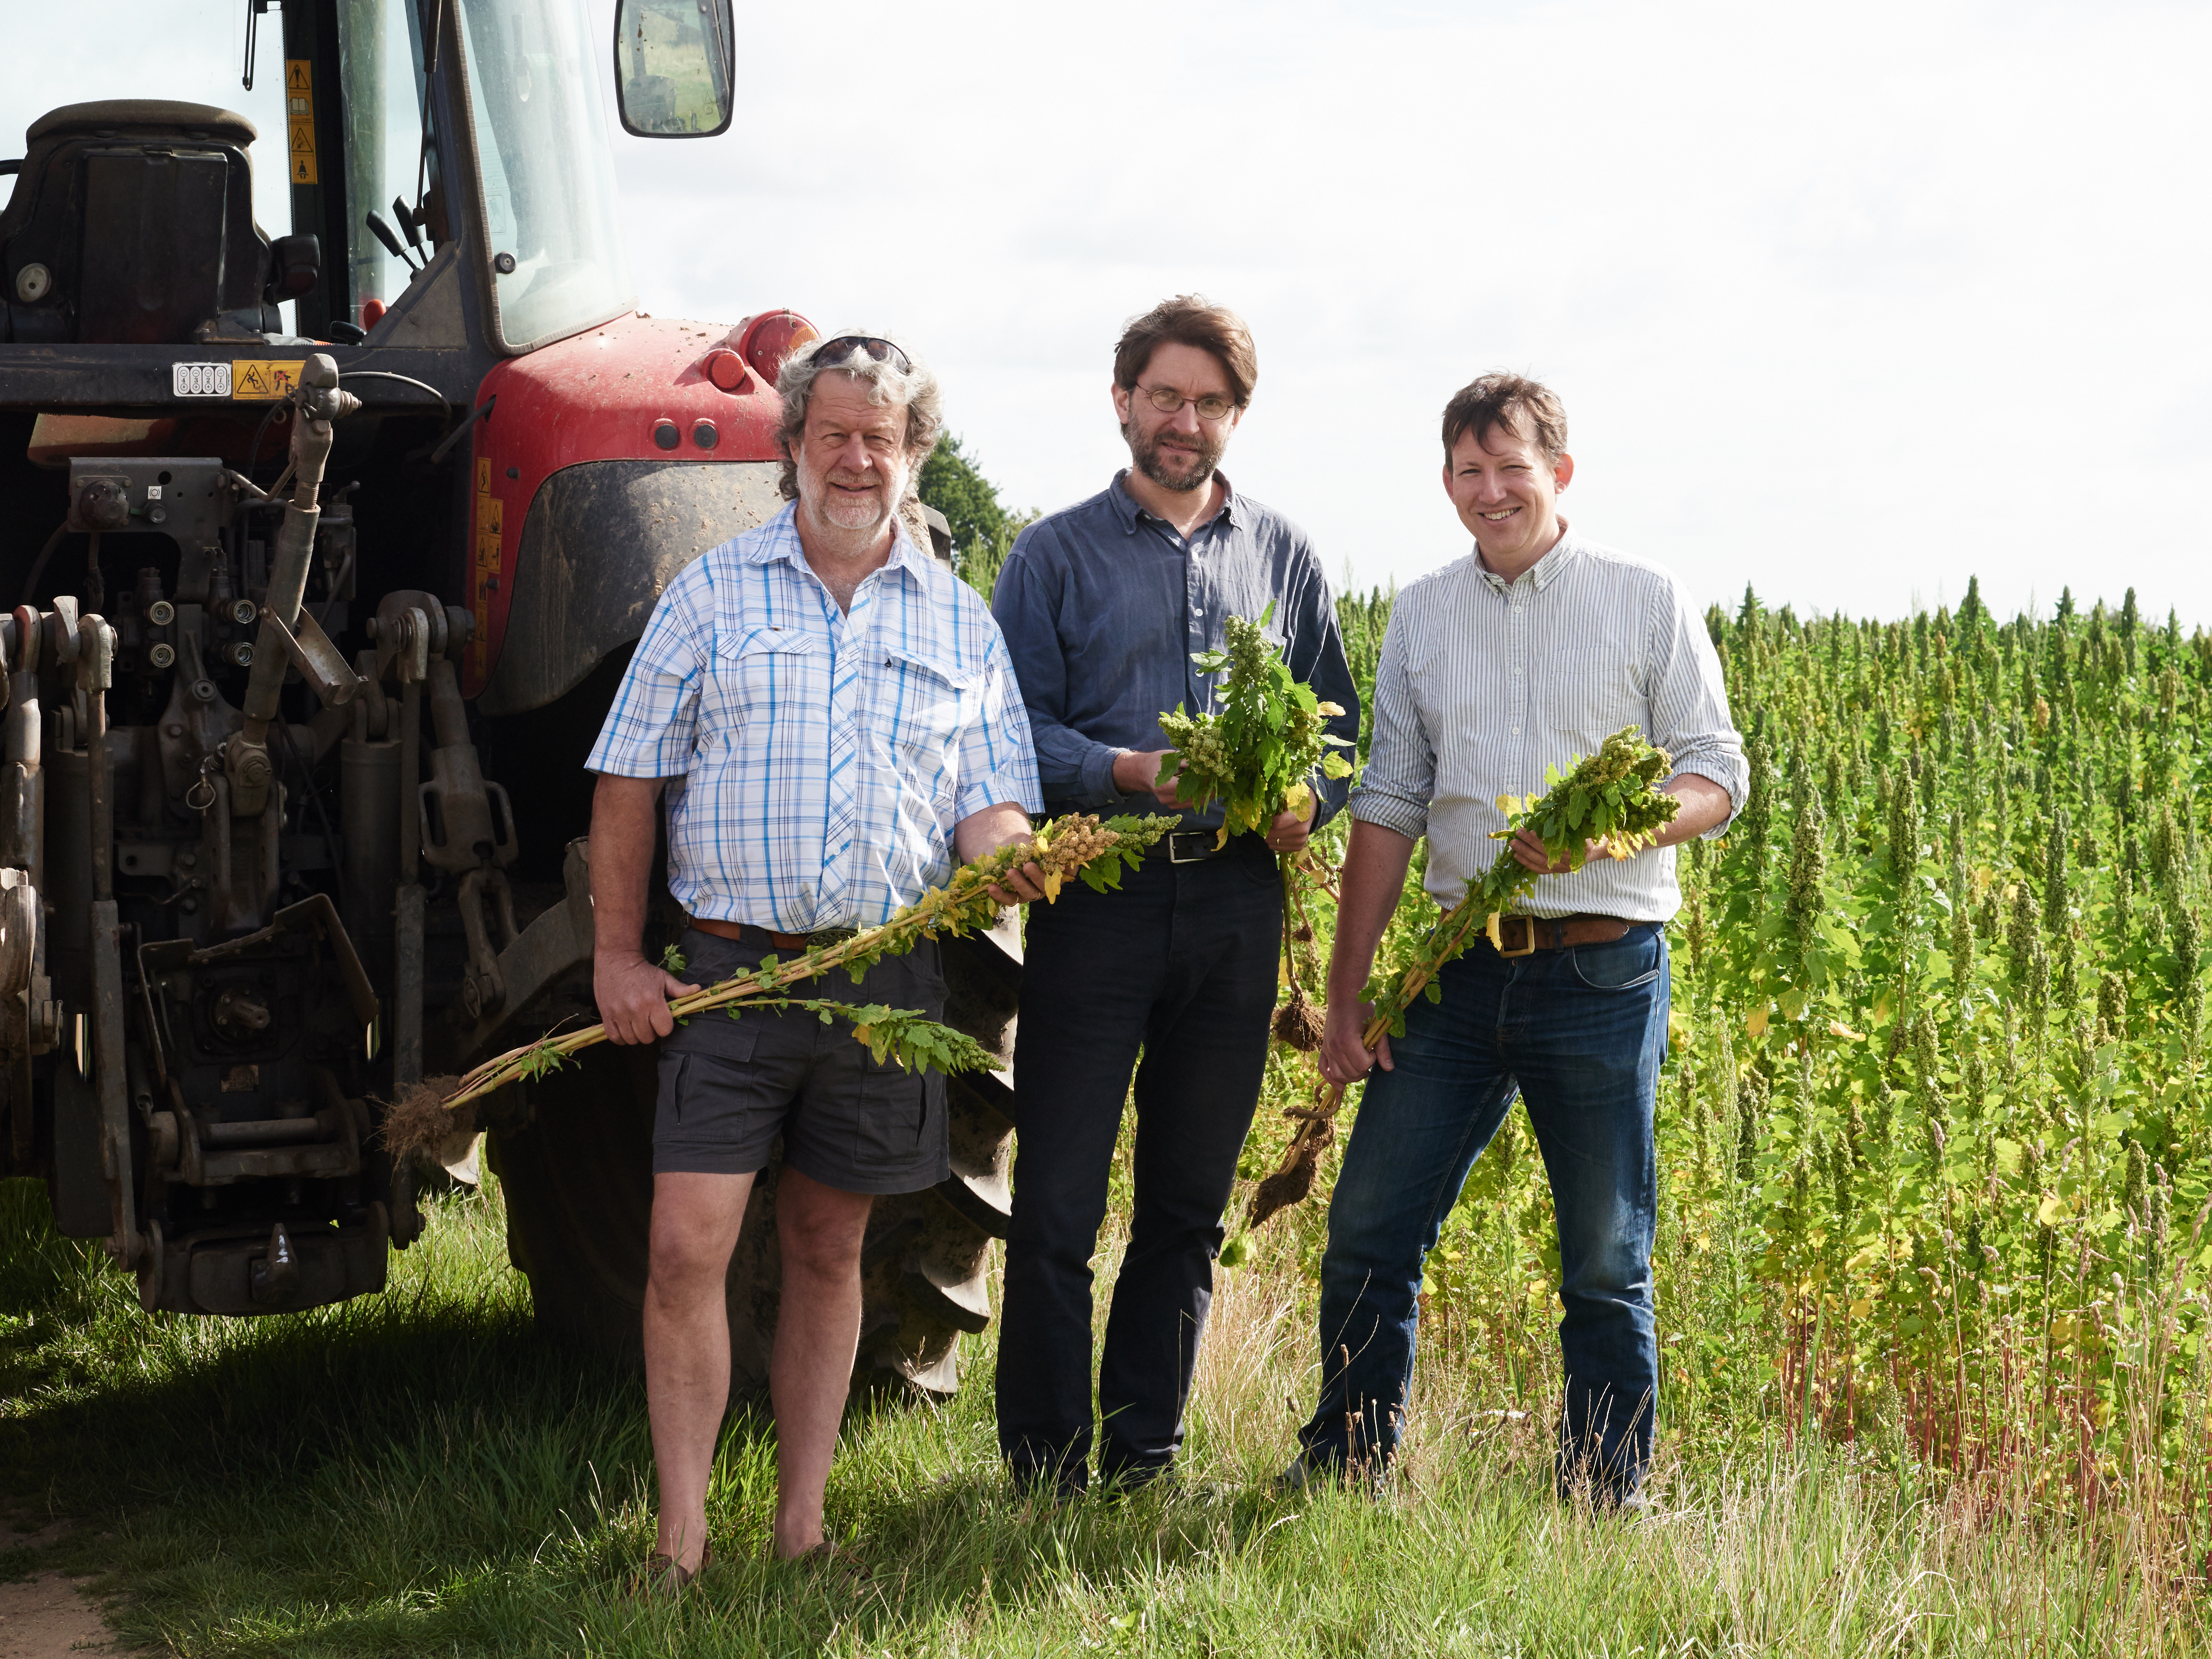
[
  {"xmin": 1272, "ymin": 1450, "xmax": 1383, "ymax": 1500},
  {"xmin": 1008, "ymin": 1462, "xmax": 1085, "ymax": 1503},
  {"xmin": 1096, "ymin": 1462, "xmax": 1178, "ymax": 1502},
  {"xmin": 631, "ymin": 1543, "xmax": 711, "ymax": 1598}
]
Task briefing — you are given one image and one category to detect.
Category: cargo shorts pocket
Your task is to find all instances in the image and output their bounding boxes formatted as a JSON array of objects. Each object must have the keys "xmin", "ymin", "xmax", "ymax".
[{"xmin": 850, "ymin": 1058, "xmax": 931, "ymax": 1172}]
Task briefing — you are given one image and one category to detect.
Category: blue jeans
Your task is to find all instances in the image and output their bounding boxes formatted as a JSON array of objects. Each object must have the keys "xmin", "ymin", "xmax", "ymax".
[{"xmin": 1298, "ymin": 924, "xmax": 1668, "ymax": 1497}]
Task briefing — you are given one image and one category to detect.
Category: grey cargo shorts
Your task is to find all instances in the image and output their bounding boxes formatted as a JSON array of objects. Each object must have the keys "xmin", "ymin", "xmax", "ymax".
[{"xmin": 653, "ymin": 925, "xmax": 951, "ymax": 1195}]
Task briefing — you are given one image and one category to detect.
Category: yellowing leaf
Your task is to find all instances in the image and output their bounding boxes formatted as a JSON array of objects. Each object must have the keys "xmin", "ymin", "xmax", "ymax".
[
  {"xmin": 1284, "ymin": 781, "xmax": 1313, "ymax": 819},
  {"xmin": 1041, "ymin": 867, "xmax": 1064, "ymax": 902},
  {"xmin": 1746, "ymin": 1005, "xmax": 1770, "ymax": 1039},
  {"xmin": 2036, "ymin": 1192, "xmax": 2064, "ymax": 1226},
  {"xmin": 1828, "ymin": 1020, "xmax": 1864, "ymax": 1041}
]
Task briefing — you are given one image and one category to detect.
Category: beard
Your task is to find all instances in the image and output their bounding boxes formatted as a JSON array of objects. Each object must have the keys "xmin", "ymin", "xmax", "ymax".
[
  {"xmin": 1123, "ymin": 416, "xmax": 1225, "ymax": 494},
  {"xmin": 797, "ymin": 447, "xmax": 905, "ymax": 534}
]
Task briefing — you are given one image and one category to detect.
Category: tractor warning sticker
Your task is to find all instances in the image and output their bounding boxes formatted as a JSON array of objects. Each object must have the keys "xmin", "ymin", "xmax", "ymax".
[
  {"xmin": 286, "ymin": 60, "xmax": 318, "ymax": 185},
  {"xmin": 231, "ymin": 360, "xmax": 304, "ymax": 402},
  {"xmin": 172, "ymin": 362, "xmax": 233, "ymax": 398},
  {"xmin": 472, "ymin": 460, "xmax": 501, "ymax": 682}
]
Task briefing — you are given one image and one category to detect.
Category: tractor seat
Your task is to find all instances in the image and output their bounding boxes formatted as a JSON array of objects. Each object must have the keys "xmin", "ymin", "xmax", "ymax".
[
  {"xmin": 2, "ymin": 99, "xmax": 284, "ymax": 345},
  {"xmin": 26, "ymin": 100, "xmax": 258, "ymax": 147}
]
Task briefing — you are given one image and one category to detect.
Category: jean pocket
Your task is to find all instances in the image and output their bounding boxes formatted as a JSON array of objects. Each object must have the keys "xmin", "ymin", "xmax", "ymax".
[{"xmin": 1569, "ymin": 930, "xmax": 1662, "ymax": 991}]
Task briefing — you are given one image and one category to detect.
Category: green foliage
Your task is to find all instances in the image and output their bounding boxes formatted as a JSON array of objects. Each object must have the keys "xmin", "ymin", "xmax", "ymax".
[
  {"xmin": 1363, "ymin": 728, "xmax": 1681, "ymax": 1036},
  {"xmin": 1159, "ymin": 609, "xmax": 1355, "ymax": 843},
  {"xmin": 917, "ymin": 433, "xmax": 1036, "ymax": 604},
  {"xmin": 448, "ymin": 813, "xmax": 1179, "ymax": 1111},
  {"xmin": 735, "ymin": 998, "xmax": 997, "ymax": 1075}
]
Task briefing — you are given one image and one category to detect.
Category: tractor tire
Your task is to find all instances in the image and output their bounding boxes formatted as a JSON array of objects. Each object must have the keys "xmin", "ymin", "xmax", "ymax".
[{"xmin": 489, "ymin": 918, "xmax": 1022, "ymax": 1397}]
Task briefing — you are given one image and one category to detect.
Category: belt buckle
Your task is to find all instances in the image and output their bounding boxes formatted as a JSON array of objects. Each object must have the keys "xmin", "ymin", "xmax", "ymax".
[
  {"xmin": 1495, "ymin": 914, "xmax": 1537, "ymax": 958},
  {"xmin": 1167, "ymin": 832, "xmax": 1209, "ymax": 865}
]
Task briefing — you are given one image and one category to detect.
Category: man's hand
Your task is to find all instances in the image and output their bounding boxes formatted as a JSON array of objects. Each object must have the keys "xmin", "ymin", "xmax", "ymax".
[
  {"xmin": 1113, "ymin": 747, "xmax": 1186, "ymax": 809},
  {"xmin": 956, "ymin": 802, "xmax": 1051, "ymax": 905},
  {"xmin": 1318, "ymin": 997, "xmax": 1391, "ymax": 1086},
  {"xmin": 1265, "ymin": 794, "xmax": 1318, "ymax": 856},
  {"xmin": 1507, "ymin": 773, "xmax": 1736, "ymax": 872},
  {"xmin": 1510, "ymin": 829, "xmax": 1620, "ymax": 874},
  {"xmin": 595, "ymin": 951, "xmax": 700, "ymax": 1046}
]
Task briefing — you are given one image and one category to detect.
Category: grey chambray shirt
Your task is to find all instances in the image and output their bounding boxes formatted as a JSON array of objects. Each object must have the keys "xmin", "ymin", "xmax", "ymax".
[
  {"xmin": 1355, "ymin": 528, "xmax": 1747, "ymax": 923},
  {"xmin": 992, "ymin": 469, "xmax": 1360, "ymax": 831}
]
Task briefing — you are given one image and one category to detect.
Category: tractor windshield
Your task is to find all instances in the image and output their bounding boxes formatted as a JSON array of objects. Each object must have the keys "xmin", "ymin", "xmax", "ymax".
[
  {"xmin": 336, "ymin": 0, "xmax": 430, "ymax": 327},
  {"xmin": 455, "ymin": 0, "xmax": 635, "ymax": 350}
]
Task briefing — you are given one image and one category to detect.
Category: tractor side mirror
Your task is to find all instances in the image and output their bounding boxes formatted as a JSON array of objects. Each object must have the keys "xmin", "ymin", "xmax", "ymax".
[
  {"xmin": 266, "ymin": 233, "xmax": 320, "ymax": 302},
  {"xmin": 612, "ymin": 0, "xmax": 735, "ymax": 138}
]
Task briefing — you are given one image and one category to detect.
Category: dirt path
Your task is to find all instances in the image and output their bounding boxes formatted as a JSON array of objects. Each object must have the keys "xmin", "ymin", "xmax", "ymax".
[{"xmin": 0, "ymin": 1511, "xmax": 117, "ymax": 1659}]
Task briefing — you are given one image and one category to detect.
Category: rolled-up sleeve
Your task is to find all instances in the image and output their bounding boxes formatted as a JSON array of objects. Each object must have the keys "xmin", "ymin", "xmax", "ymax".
[
  {"xmin": 991, "ymin": 536, "xmax": 1126, "ymax": 808},
  {"xmin": 1644, "ymin": 573, "xmax": 1747, "ymax": 835},
  {"xmin": 953, "ymin": 625, "xmax": 1045, "ymax": 819},
  {"xmin": 1348, "ymin": 607, "xmax": 1434, "ymax": 841},
  {"xmin": 586, "ymin": 561, "xmax": 710, "ymax": 779}
]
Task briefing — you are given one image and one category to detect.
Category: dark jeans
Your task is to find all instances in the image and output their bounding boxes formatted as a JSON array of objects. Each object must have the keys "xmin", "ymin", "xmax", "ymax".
[
  {"xmin": 996, "ymin": 844, "xmax": 1282, "ymax": 1491},
  {"xmin": 1298, "ymin": 924, "xmax": 1669, "ymax": 1498}
]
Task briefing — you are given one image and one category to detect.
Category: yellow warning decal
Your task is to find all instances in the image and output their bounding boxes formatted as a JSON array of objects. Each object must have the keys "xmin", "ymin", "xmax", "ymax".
[
  {"xmin": 475, "ymin": 497, "xmax": 504, "ymax": 569},
  {"xmin": 231, "ymin": 360, "xmax": 305, "ymax": 402},
  {"xmin": 472, "ymin": 474, "xmax": 503, "ymax": 681},
  {"xmin": 286, "ymin": 59, "xmax": 318, "ymax": 184}
]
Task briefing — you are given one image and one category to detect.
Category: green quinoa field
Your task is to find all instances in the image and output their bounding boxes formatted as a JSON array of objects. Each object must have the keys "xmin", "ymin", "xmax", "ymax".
[{"xmin": 4, "ymin": 577, "xmax": 2211, "ymax": 1656}]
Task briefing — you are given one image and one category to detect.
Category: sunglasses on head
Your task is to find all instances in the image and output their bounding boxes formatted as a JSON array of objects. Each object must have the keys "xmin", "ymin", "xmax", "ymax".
[{"xmin": 811, "ymin": 335, "xmax": 911, "ymax": 374}]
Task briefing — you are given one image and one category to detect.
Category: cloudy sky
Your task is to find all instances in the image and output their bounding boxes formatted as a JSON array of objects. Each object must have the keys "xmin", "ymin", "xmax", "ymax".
[{"xmin": 11, "ymin": 1, "xmax": 2209, "ymax": 624}]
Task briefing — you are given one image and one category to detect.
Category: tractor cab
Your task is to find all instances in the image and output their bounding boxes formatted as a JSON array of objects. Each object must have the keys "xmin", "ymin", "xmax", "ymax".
[{"xmin": 1, "ymin": 0, "xmax": 732, "ymax": 358}]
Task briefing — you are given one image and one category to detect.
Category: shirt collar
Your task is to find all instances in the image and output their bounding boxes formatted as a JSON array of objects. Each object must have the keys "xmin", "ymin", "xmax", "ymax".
[
  {"xmin": 1471, "ymin": 520, "xmax": 1580, "ymax": 593},
  {"xmin": 742, "ymin": 498, "xmax": 931, "ymax": 587},
  {"xmin": 1107, "ymin": 467, "xmax": 1246, "ymax": 536}
]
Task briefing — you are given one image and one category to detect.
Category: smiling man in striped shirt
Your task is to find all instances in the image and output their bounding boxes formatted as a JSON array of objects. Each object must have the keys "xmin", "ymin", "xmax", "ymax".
[
  {"xmin": 1286, "ymin": 372, "xmax": 1747, "ymax": 1507},
  {"xmin": 586, "ymin": 333, "xmax": 1045, "ymax": 1585}
]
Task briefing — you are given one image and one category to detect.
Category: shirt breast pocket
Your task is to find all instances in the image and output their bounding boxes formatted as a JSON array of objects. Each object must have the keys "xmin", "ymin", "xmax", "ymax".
[
  {"xmin": 877, "ymin": 650, "xmax": 978, "ymax": 809},
  {"xmin": 708, "ymin": 628, "xmax": 822, "ymax": 758}
]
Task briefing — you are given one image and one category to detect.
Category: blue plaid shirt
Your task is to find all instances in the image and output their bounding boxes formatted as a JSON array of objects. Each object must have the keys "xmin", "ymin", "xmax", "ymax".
[{"xmin": 586, "ymin": 503, "xmax": 1042, "ymax": 932}]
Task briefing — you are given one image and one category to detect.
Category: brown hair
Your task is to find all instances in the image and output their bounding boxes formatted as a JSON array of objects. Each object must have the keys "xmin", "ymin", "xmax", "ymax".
[
  {"xmin": 1113, "ymin": 295, "xmax": 1258, "ymax": 407},
  {"xmin": 1440, "ymin": 372, "xmax": 1569, "ymax": 466}
]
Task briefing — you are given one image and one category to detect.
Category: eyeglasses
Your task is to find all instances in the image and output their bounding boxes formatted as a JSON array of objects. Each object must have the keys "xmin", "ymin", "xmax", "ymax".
[
  {"xmin": 811, "ymin": 335, "xmax": 912, "ymax": 374},
  {"xmin": 1134, "ymin": 382, "xmax": 1239, "ymax": 422}
]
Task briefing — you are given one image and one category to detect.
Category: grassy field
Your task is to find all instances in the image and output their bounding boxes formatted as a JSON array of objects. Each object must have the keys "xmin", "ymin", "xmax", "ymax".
[
  {"xmin": 6, "ymin": 580, "xmax": 2212, "ymax": 1653},
  {"xmin": 1, "ymin": 1165, "xmax": 2205, "ymax": 1656}
]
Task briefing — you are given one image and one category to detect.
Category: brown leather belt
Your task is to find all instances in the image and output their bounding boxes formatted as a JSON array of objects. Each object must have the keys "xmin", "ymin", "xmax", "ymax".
[
  {"xmin": 1481, "ymin": 913, "xmax": 1634, "ymax": 958},
  {"xmin": 691, "ymin": 918, "xmax": 859, "ymax": 952}
]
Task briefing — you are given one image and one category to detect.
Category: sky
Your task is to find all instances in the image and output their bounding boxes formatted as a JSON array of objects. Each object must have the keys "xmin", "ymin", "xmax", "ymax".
[{"xmin": 8, "ymin": 0, "xmax": 2209, "ymax": 625}]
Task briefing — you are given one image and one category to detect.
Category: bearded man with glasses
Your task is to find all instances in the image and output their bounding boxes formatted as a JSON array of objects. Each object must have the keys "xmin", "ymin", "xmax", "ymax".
[{"xmin": 990, "ymin": 295, "xmax": 1360, "ymax": 1496}]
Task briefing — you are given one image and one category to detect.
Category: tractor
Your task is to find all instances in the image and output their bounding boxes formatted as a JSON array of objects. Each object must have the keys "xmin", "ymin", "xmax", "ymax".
[{"xmin": 0, "ymin": 0, "xmax": 1017, "ymax": 1397}]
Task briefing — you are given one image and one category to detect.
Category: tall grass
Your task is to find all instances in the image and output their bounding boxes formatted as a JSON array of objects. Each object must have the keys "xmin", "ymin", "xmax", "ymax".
[
  {"xmin": 7, "ymin": 579, "xmax": 2212, "ymax": 1651},
  {"xmin": 5, "ymin": 1157, "xmax": 2209, "ymax": 1654}
]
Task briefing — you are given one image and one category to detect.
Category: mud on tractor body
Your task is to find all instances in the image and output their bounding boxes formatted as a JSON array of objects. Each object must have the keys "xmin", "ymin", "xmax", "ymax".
[{"xmin": 0, "ymin": 0, "xmax": 1013, "ymax": 1398}]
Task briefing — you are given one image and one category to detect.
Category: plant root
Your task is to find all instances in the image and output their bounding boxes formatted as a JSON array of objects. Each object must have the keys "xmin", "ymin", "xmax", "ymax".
[
  {"xmin": 1272, "ymin": 983, "xmax": 1326, "ymax": 1051},
  {"xmin": 379, "ymin": 1075, "xmax": 468, "ymax": 1166},
  {"xmin": 1248, "ymin": 1115, "xmax": 1335, "ymax": 1229}
]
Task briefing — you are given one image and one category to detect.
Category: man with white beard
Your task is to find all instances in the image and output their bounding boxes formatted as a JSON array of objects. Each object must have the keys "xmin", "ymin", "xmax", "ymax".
[{"xmin": 586, "ymin": 334, "xmax": 1046, "ymax": 1586}]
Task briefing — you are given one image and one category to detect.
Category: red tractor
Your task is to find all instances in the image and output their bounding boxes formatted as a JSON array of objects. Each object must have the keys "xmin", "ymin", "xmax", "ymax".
[{"xmin": 0, "ymin": 0, "xmax": 1014, "ymax": 1395}]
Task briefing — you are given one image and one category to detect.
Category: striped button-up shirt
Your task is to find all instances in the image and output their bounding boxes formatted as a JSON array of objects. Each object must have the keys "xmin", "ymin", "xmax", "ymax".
[
  {"xmin": 1354, "ymin": 529, "xmax": 1746, "ymax": 922},
  {"xmin": 586, "ymin": 503, "xmax": 1042, "ymax": 932}
]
